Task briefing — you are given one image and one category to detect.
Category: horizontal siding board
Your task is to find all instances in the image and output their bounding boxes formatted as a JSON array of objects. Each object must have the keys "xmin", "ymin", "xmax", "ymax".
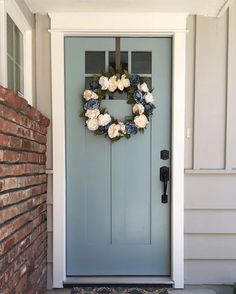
[
  {"xmin": 185, "ymin": 174, "xmax": 236, "ymax": 209},
  {"xmin": 185, "ymin": 210, "xmax": 236, "ymax": 233},
  {"xmin": 193, "ymin": 14, "xmax": 227, "ymax": 169},
  {"xmin": 185, "ymin": 234, "xmax": 236, "ymax": 259},
  {"xmin": 185, "ymin": 260, "xmax": 236, "ymax": 284}
]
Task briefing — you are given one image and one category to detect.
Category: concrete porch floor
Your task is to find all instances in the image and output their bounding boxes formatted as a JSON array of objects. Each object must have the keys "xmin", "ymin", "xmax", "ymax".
[{"xmin": 46, "ymin": 285, "xmax": 233, "ymax": 294}]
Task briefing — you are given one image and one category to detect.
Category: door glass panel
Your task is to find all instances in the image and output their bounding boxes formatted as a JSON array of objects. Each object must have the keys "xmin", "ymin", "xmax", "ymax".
[
  {"xmin": 132, "ymin": 52, "xmax": 152, "ymax": 74},
  {"xmin": 109, "ymin": 51, "xmax": 128, "ymax": 70},
  {"xmin": 85, "ymin": 51, "xmax": 105, "ymax": 74}
]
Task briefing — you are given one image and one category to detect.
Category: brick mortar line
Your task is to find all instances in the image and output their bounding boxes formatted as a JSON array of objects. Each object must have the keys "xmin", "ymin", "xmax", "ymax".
[
  {"xmin": 0, "ymin": 113, "xmax": 48, "ymax": 136},
  {"xmin": 0, "ymin": 194, "xmax": 47, "ymax": 221},
  {"xmin": 0, "ymin": 172, "xmax": 46, "ymax": 181},
  {"xmin": 0, "ymin": 162, "xmax": 46, "ymax": 167},
  {"xmin": 0, "ymin": 181, "xmax": 47, "ymax": 196},
  {"xmin": 0, "ymin": 208, "xmax": 47, "ymax": 245},
  {"xmin": 0, "ymin": 130, "xmax": 47, "ymax": 147},
  {"xmin": 0, "ymin": 148, "xmax": 47, "ymax": 158},
  {"xmin": 0, "ymin": 224, "xmax": 47, "ymax": 283},
  {"xmin": 0, "ymin": 185, "xmax": 47, "ymax": 208},
  {"xmin": 0, "ymin": 145, "xmax": 47, "ymax": 155},
  {"xmin": 0, "ymin": 223, "xmax": 47, "ymax": 264},
  {"xmin": 0, "ymin": 96, "xmax": 49, "ymax": 128},
  {"xmin": 0, "ymin": 191, "xmax": 47, "ymax": 215},
  {"xmin": 0, "ymin": 129, "xmax": 47, "ymax": 146},
  {"xmin": 0, "ymin": 205, "xmax": 47, "ymax": 245}
]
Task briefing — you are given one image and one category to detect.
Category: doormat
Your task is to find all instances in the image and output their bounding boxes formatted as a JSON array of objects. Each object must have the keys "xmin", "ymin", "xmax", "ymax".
[{"xmin": 72, "ymin": 286, "xmax": 168, "ymax": 294}]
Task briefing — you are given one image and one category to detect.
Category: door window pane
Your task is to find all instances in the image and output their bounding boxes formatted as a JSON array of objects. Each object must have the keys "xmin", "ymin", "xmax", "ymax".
[
  {"xmin": 132, "ymin": 52, "xmax": 152, "ymax": 74},
  {"xmin": 7, "ymin": 14, "xmax": 24, "ymax": 95},
  {"xmin": 85, "ymin": 51, "xmax": 105, "ymax": 74}
]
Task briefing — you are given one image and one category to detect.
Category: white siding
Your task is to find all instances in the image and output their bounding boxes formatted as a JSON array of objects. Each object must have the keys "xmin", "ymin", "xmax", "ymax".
[
  {"xmin": 185, "ymin": 174, "xmax": 236, "ymax": 209},
  {"xmin": 185, "ymin": 234, "xmax": 236, "ymax": 259},
  {"xmin": 185, "ymin": 260, "xmax": 236, "ymax": 284},
  {"xmin": 193, "ymin": 14, "xmax": 228, "ymax": 169},
  {"xmin": 185, "ymin": 1, "xmax": 236, "ymax": 284}
]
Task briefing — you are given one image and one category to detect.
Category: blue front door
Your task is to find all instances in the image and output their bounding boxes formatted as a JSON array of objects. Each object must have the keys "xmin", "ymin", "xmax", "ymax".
[{"xmin": 65, "ymin": 37, "xmax": 172, "ymax": 276}]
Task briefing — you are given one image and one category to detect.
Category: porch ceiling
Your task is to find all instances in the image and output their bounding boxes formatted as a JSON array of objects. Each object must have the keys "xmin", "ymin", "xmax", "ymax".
[{"xmin": 24, "ymin": 0, "xmax": 231, "ymax": 17}]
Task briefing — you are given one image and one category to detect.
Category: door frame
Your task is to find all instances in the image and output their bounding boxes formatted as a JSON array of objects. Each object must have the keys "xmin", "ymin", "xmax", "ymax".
[{"xmin": 50, "ymin": 12, "xmax": 187, "ymax": 289}]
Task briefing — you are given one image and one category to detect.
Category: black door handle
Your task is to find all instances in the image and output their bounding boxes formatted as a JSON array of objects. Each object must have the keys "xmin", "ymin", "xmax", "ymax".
[{"xmin": 160, "ymin": 166, "xmax": 169, "ymax": 203}]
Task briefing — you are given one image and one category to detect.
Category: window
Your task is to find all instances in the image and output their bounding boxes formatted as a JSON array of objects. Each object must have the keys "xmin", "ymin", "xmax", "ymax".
[{"xmin": 7, "ymin": 14, "xmax": 24, "ymax": 95}]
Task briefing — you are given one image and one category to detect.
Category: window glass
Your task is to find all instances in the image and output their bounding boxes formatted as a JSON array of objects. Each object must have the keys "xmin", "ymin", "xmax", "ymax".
[
  {"xmin": 132, "ymin": 52, "xmax": 152, "ymax": 74},
  {"xmin": 7, "ymin": 14, "xmax": 24, "ymax": 95},
  {"xmin": 85, "ymin": 51, "xmax": 105, "ymax": 74}
]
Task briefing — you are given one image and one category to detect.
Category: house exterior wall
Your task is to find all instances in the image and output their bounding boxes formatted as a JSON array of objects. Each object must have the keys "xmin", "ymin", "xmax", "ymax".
[
  {"xmin": 0, "ymin": 86, "xmax": 50, "ymax": 293},
  {"xmin": 185, "ymin": 2, "xmax": 236, "ymax": 284},
  {"xmin": 34, "ymin": 2, "xmax": 236, "ymax": 287}
]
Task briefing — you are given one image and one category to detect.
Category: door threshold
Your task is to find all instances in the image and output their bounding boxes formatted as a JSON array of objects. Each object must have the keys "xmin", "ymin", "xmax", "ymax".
[{"xmin": 64, "ymin": 276, "xmax": 174, "ymax": 286}]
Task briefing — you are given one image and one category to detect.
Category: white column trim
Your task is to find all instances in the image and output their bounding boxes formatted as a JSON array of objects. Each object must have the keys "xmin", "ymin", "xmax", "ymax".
[
  {"xmin": 171, "ymin": 31, "xmax": 186, "ymax": 288},
  {"xmin": 51, "ymin": 31, "xmax": 66, "ymax": 288},
  {"xmin": 50, "ymin": 12, "xmax": 187, "ymax": 289}
]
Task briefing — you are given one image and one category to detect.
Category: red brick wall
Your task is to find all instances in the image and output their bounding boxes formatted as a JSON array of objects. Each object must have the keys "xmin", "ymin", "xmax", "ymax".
[{"xmin": 0, "ymin": 86, "xmax": 50, "ymax": 294}]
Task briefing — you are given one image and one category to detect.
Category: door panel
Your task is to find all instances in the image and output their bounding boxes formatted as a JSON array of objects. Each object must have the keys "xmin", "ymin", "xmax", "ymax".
[{"xmin": 65, "ymin": 37, "xmax": 172, "ymax": 276}]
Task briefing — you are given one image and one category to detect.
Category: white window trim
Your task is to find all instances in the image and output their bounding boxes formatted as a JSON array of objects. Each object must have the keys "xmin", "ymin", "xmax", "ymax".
[
  {"xmin": 50, "ymin": 12, "xmax": 187, "ymax": 289},
  {"xmin": 0, "ymin": 0, "xmax": 33, "ymax": 104}
]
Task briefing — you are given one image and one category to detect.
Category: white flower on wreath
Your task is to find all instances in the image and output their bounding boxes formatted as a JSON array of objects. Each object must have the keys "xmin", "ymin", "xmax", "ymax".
[
  {"xmin": 133, "ymin": 103, "xmax": 144, "ymax": 115},
  {"xmin": 138, "ymin": 82, "xmax": 149, "ymax": 93},
  {"xmin": 108, "ymin": 75, "xmax": 117, "ymax": 92},
  {"xmin": 99, "ymin": 76, "xmax": 109, "ymax": 90},
  {"xmin": 118, "ymin": 122, "xmax": 126, "ymax": 136},
  {"xmin": 83, "ymin": 90, "xmax": 98, "ymax": 101},
  {"xmin": 134, "ymin": 114, "xmax": 148, "ymax": 128},
  {"xmin": 121, "ymin": 74, "xmax": 130, "ymax": 88},
  {"xmin": 108, "ymin": 124, "xmax": 121, "ymax": 139},
  {"xmin": 86, "ymin": 118, "xmax": 99, "ymax": 131},
  {"xmin": 144, "ymin": 92, "xmax": 154, "ymax": 103},
  {"xmin": 98, "ymin": 113, "xmax": 112, "ymax": 126},
  {"xmin": 85, "ymin": 109, "xmax": 100, "ymax": 119},
  {"xmin": 117, "ymin": 74, "xmax": 130, "ymax": 91}
]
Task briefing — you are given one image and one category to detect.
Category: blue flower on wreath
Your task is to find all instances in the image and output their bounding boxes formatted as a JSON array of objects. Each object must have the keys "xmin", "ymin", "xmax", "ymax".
[
  {"xmin": 134, "ymin": 90, "xmax": 143, "ymax": 103},
  {"xmin": 100, "ymin": 122, "xmax": 111, "ymax": 134},
  {"xmin": 84, "ymin": 99, "xmax": 100, "ymax": 110},
  {"xmin": 130, "ymin": 74, "xmax": 140, "ymax": 86},
  {"xmin": 141, "ymin": 101, "xmax": 154, "ymax": 114},
  {"xmin": 89, "ymin": 80, "xmax": 99, "ymax": 92},
  {"xmin": 125, "ymin": 122, "xmax": 138, "ymax": 135}
]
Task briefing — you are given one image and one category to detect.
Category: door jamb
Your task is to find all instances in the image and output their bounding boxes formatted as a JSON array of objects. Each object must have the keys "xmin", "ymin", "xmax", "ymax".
[{"xmin": 50, "ymin": 12, "xmax": 187, "ymax": 289}]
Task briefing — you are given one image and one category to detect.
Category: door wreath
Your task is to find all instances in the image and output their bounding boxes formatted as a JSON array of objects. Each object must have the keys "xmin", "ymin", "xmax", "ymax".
[{"xmin": 80, "ymin": 69, "xmax": 156, "ymax": 142}]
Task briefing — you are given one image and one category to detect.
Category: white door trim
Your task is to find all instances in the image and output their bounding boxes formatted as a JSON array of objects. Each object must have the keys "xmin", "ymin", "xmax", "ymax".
[{"xmin": 50, "ymin": 11, "xmax": 187, "ymax": 289}]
